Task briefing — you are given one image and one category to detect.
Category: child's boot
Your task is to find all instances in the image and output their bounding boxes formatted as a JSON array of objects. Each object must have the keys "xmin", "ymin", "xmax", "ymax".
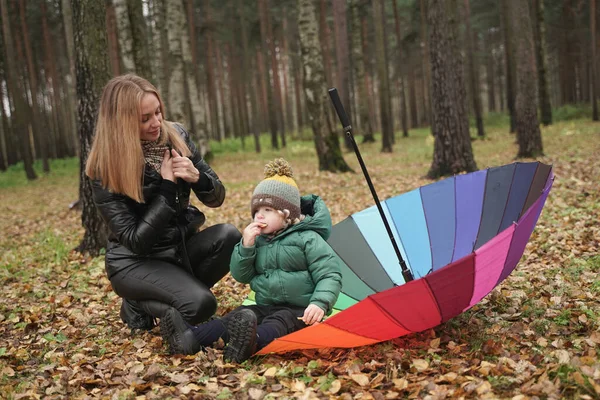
[
  {"xmin": 160, "ymin": 307, "xmax": 201, "ymax": 355},
  {"xmin": 223, "ymin": 309, "xmax": 257, "ymax": 363}
]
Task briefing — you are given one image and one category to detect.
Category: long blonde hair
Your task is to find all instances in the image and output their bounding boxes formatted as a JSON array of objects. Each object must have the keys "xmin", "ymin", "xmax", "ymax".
[{"xmin": 85, "ymin": 74, "xmax": 191, "ymax": 203}]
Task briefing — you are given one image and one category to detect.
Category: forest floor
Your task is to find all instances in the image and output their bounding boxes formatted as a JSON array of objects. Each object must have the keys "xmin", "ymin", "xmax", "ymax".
[{"xmin": 0, "ymin": 120, "xmax": 599, "ymax": 399}]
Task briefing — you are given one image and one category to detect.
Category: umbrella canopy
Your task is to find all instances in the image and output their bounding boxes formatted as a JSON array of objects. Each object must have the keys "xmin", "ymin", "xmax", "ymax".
[{"xmin": 251, "ymin": 161, "xmax": 553, "ymax": 354}]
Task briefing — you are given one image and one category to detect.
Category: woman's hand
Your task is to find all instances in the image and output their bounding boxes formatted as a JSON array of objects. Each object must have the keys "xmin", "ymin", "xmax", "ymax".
[
  {"xmin": 171, "ymin": 149, "xmax": 200, "ymax": 183},
  {"xmin": 301, "ymin": 304, "xmax": 325, "ymax": 325},
  {"xmin": 160, "ymin": 149, "xmax": 175, "ymax": 182},
  {"xmin": 242, "ymin": 221, "xmax": 266, "ymax": 247}
]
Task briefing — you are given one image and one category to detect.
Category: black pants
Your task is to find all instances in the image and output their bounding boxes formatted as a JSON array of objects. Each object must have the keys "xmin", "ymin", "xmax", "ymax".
[
  {"xmin": 224, "ymin": 304, "xmax": 307, "ymax": 348},
  {"xmin": 110, "ymin": 224, "xmax": 241, "ymax": 325}
]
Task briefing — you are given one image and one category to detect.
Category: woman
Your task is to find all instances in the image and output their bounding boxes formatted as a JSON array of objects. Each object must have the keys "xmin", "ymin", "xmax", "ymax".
[{"xmin": 86, "ymin": 74, "xmax": 241, "ymax": 342}]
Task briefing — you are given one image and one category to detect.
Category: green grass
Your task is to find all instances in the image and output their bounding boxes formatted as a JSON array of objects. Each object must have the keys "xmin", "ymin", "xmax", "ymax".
[{"xmin": 0, "ymin": 157, "xmax": 79, "ymax": 189}]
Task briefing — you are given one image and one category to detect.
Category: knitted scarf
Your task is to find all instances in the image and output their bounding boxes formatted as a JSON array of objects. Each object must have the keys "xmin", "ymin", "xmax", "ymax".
[{"xmin": 141, "ymin": 130, "xmax": 169, "ymax": 173}]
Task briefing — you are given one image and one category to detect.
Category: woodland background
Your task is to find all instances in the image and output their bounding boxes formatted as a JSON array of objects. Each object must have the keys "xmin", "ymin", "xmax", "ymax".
[{"xmin": 0, "ymin": 0, "xmax": 599, "ymax": 399}]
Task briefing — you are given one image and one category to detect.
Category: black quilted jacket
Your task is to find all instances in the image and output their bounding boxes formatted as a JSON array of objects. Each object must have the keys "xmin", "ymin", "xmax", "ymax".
[{"xmin": 92, "ymin": 126, "xmax": 225, "ymax": 279}]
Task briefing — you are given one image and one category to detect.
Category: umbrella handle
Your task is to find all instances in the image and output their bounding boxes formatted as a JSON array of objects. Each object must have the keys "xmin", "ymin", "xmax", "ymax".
[{"xmin": 328, "ymin": 88, "xmax": 414, "ymax": 283}]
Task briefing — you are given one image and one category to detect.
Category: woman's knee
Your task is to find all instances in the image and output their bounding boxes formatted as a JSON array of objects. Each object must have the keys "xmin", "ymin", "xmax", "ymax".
[
  {"xmin": 216, "ymin": 224, "xmax": 242, "ymax": 247},
  {"xmin": 179, "ymin": 290, "xmax": 218, "ymax": 324}
]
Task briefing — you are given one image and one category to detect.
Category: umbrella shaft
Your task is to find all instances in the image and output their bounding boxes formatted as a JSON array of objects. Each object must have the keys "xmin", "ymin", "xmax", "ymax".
[{"xmin": 345, "ymin": 130, "xmax": 414, "ymax": 283}]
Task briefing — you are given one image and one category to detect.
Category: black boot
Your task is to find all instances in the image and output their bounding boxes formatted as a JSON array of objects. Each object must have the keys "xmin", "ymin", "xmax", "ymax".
[
  {"xmin": 120, "ymin": 299, "xmax": 155, "ymax": 331},
  {"xmin": 160, "ymin": 308, "xmax": 201, "ymax": 355},
  {"xmin": 223, "ymin": 309, "xmax": 257, "ymax": 363}
]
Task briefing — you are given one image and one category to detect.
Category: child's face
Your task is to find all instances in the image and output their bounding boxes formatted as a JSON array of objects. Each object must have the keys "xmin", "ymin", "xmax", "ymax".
[{"xmin": 253, "ymin": 206, "xmax": 286, "ymax": 234}]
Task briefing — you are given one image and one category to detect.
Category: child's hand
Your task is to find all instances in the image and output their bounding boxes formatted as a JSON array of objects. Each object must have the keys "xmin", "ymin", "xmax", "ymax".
[
  {"xmin": 301, "ymin": 304, "xmax": 324, "ymax": 325},
  {"xmin": 242, "ymin": 221, "xmax": 267, "ymax": 247}
]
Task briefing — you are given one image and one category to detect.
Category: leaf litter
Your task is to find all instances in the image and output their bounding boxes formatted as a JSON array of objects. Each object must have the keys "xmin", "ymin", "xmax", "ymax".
[{"xmin": 0, "ymin": 122, "xmax": 599, "ymax": 399}]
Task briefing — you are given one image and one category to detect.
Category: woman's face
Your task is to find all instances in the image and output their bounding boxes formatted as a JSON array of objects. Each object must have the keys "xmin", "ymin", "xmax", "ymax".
[{"xmin": 139, "ymin": 93, "xmax": 162, "ymax": 141}]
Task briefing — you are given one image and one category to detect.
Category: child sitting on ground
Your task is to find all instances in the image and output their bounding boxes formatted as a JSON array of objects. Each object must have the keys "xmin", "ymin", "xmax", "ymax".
[{"xmin": 160, "ymin": 158, "xmax": 344, "ymax": 362}]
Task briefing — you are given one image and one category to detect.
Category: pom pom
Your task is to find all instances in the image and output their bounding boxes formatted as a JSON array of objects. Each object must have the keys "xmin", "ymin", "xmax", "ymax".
[{"xmin": 264, "ymin": 158, "xmax": 294, "ymax": 179}]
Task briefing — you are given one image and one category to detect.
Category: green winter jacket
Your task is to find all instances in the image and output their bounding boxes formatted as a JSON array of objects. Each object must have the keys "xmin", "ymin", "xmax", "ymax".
[{"xmin": 230, "ymin": 194, "xmax": 343, "ymax": 314}]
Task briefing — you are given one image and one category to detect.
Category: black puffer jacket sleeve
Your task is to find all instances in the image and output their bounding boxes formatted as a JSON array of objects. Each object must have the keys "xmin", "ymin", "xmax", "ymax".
[
  {"xmin": 92, "ymin": 179, "xmax": 177, "ymax": 255},
  {"xmin": 177, "ymin": 124, "xmax": 225, "ymax": 208}
]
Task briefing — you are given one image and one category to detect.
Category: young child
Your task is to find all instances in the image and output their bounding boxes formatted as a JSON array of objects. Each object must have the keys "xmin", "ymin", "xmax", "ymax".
[{"xmin": 160, "ymin": 158, "xmax": 344, "ymax": 362}]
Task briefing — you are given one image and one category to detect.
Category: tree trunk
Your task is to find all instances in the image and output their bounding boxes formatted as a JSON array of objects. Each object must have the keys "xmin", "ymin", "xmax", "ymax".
[
  {"xmin": 214, "ymin": 45, "xmax": 227, "ymax": 140},
  {"xmin": 179, "ymin": 0, "xmax": 209, "ymax": 157},
  {"xmin": 72, "ymin": 0, "xmax": 111, "ymax": 255},
  {"xmin": 106, "ymin": 1, "xmax": 121, "ymax": 75},
  {"xmin": 485, "ymin": 31, "xmax": 496, "ymax": 112},
  {"xmin": 372, "ymin": 0, "xmax": 393, "ymax": 152},
  {"xmin": 0, "ymin": 72, "xmax": 16, "ymax": 166},
  {"xmin": 19, "ymin": 0, "xmax": 49, "ymax": 172},
  {"xmin": 0, "ymin": 0, "xmax": 36, "ymax": 180},
  {"xmin": 501, "ymin": 0, "xmax": 516, "ymax": 132},
  {"xmin": 42, "ymin": 0, "xmax": 69, "ymax": 159},
  {"xmin": 360, "ymin": 14, "xmax": 377, "ymax": 141},
  {"xmin": 332, "ymin": 0, "xmax": 353, "ymax": 150},
  {"xmin": 62, "ymin": 0, "xmax": 80, "ymax": 156},
  {"xmin": 128, "ymin": 0, "xmax": 153, "ymax": 80},
  {"xmin": 427, "ymin": 0, "xmax": 477, "ymax": 179},
  {"xmin": 258, "ymin": 0, "xmax": 279, "ymax": 149},
  {"xmin": 281, "ymin": 11, "xmax": 294, "ymax": 134},
  {"xmin": 256, "ymin": 48, "xmax": 269, "ymax": 134},
  {"xmin": 392, "ymin": 0, "xmax": 409, "ymax": 137},
  {"xmin": 266, "ymin": 7, "xmax": 286, "ymax": 147},
  {"xmin": 533, "ymin": 0, "xmax": 553, "ymax": 125},
  {"xmin": 351, "ymin": 0, "xmax": 374, "ymax": 142},
  {"xmin": 591, "ymin": 0, "xmax": 598, "ymax": 121},
  {"xmin": 419, "ymin": 0, "xmax": 431, "ymax": 126},
  {"xmin": 463, "ymin": 0, "xmax": 485, "ymax": 138},
  {"xmin": 154, "ymin": 0, "xmax": 169, "ymax": 102},
  {"xmin": 407, "ymin": 48, "xmax": 419, "ymax": 128},
  {"xmin": 298, "ymin": 0, "xmax": 351, "ymax": 172},
  {"xmin": 239, "ymin": 6, "xmax": 260, "ymax": 153},
  {"xmin": 113, "ymin": 0, "xmax": 136, "ymax": 73},
  {"xmin": 0, "ymin": 97, "xmax": 6, "ymax": 170},
  {"xmin": 201, "ymin": 2, "xmax": 216, "ymax": 139},
  {"xmin": 511, "ymin": 0, "xmax": 544, "ymax": 158}
]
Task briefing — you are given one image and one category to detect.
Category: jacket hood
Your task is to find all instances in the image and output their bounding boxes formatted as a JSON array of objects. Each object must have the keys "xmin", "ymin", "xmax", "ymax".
[{"xmin": 274, "ymin": 194, "xmax": 332, "ymax": 241}]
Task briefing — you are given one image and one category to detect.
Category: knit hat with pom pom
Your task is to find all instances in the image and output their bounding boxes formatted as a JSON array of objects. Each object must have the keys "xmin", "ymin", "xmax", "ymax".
[{"xmin": 251, "ymin": 158, "xmax": 301, "ymax": 221}]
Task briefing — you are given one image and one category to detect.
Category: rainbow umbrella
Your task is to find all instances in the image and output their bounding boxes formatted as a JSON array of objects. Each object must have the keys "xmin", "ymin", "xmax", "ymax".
[
  {"xmin": 248, "ymin": 89, "xmax": 554, "ymax": 354},
  {"xmin": 254, "ymin": 160, "xmax": 553, "ymax": 354}
]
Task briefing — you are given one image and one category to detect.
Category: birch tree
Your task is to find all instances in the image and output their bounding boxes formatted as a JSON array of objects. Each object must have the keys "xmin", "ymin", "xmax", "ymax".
[{"xmin": 298, "ymin": 0, "xmax": 351, "ymax": 172}]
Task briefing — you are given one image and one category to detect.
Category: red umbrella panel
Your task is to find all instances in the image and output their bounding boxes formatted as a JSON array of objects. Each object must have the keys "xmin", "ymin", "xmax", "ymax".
[{"xmin": 251, "ymin": 161, "xmax": 553, "ymax": 354}]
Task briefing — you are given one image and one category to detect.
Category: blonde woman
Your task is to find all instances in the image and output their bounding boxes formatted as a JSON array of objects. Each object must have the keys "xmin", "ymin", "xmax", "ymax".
[{"xmin": 86, "ymin": 74, "xmax": 241, "ymax": 351}]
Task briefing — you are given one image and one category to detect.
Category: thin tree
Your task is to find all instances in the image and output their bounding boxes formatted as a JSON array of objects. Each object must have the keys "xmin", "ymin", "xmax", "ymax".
[
  {"xmin": 463, "ymin": 0, "xmax": 485, "ymax": 138},
  {"xmin": 19, "ymin": 0, "xmax": 49, "ymax": 172},
  {"xmin": 392, "ymin": 0, "xmax": 409, "ymax": 137},
  {"xmin": 501, "ymin": 0, "xmax": 516, "ymax": 132},
  {"xmin": 511, "ymin": 0, "xmax": 543, "ymax": 158},
  {"xmin": 258, "ymin": 0, "xmax": 281, "ymax": 149},
  {"xmin": 113, "ymin": 0, "xmax": 136, "ymax": 73},
  {"xmin": 166, "ymin": 0, "xmax": 209, "ymax": 157},
  {"xmin": 372, "ymin": 0, "xmax": 393, "ymax": 152},
  {"xmin": 298, "ymin": 0, "xmax": 351, "ymax": 172},
  {"xmin": 239, "ymin": 4, "xmax": 260, "ymax": 153},
  {"xmin": 591, "ymin": 0, "xmax": 598, "ymax": 121},
  {"xmin": 532, "ymin": 0, "xmax": 553, "ymax": 125},
  {"xmin": 61, "ymin": 0, "xmax": 79, "ymax": 154},
  {"xmin": 350, "ymin": 0, "xmax": 374, "ymax": 142},
  {"xmin": 128, "ymin": 0, "xmax": 153, "ymax": 80},
  {"xmin": 419, "ymin": 0, "xmax": 431, "ymax": 125},
  {"xmin": 332, "ymin": 0, "xmax": 353, "ymax": 150},
  {"xmin": 427, "ymin": 0, "xmax": 477, "ymax": 178},
  {"xmin": 72, "ymin": 0, "xmax": 111, "ymax": 254},
  {"xmin": 0, "ymin": 0, "xmax": 36, "ymax": 180}
]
